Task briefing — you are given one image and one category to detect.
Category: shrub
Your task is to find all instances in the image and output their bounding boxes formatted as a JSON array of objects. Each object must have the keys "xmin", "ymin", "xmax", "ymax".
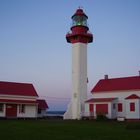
[{"xmin": 96, "ymin": 113, "xmax": 109, "ymax": 121}]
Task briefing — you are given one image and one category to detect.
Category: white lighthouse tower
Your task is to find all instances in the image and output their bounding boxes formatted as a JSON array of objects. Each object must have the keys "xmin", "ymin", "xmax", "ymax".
[{"xmin": 63, "ymin": 8, "xmax": 93, "ymax": 120}]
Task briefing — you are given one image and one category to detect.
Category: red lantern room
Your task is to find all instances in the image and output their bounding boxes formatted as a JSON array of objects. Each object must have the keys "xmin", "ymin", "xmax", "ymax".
[{"xmin": 66, "ymin": 8, "xmax": 93, "ymax": 44}]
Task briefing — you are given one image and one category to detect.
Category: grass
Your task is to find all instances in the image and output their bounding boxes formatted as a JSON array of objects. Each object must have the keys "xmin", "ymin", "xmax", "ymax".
[{"xmin": 0, "ymin": 119, "xmax": 140, "ymax": 140}]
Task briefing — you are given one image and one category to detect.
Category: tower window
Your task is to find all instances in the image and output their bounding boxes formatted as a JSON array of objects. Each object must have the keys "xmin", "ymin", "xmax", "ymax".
[{"xmin": 72, "ymin": 15, "xmax": 87, "ymax": 26}]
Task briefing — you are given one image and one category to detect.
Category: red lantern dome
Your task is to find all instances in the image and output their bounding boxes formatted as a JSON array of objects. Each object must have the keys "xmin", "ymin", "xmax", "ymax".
[{"xmin": 66, "ymin": 8, "xmax": 93, "ymax": 44}]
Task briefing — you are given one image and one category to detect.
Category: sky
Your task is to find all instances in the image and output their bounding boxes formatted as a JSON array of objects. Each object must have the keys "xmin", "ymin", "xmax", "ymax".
[{"xmin": 0, "ymin": 0, "xmax": 140, "ymax": 111}]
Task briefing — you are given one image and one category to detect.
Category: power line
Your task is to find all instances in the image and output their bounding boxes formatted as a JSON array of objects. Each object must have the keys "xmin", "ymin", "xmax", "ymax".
[{"xmin": 39, "ymin": 95, "xmax": 70, "ymax": 101}]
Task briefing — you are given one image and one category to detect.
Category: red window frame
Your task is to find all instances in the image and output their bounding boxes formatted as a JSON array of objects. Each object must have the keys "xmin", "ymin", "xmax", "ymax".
[
  {"xmin": 118, "ymin": 103, "xmax": 122, "ymax": 112},
  {"xmin": 130, "ymin": 102, "xmax": 135, "ymax": 112},
  {"xmin": 89, "ymin": 104, "xmax": 94, "ymax": 112},
  {"xmin": 0, "ymin": 104, "xmax": 4, "ymax": 112}
]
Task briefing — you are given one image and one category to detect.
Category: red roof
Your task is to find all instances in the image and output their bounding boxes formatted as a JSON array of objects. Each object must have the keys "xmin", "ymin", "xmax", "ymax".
[
  {"xmin": 37, "ymin": 99, "xmax": 48, "ymax": 109},
  {"xmin": 0, "ymin": 99, "xmax": 37, "ymax": 104},
  {"xmin": 0, "ymin": 81, "xmax": 38, "ymax": 97},
  {"xmin": 85, "ymin": 98, "xmax": 117, "ymax": 103},
  {"xmin": 91, "ymin": 76, "xmax": 140, "ymax": 93},
  {"xmin": 125, "ymin": 94, "xmax": 140, "ymax": 100},
  {"xmin": 72, "ymin": 8, "xmax": 88, "ymax": 19}
]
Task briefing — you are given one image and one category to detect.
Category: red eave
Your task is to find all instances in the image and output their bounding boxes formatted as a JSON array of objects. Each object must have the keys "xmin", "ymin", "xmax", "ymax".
[
  {"xmin": 85, "ymin": 98, "xmax": 117, "ymax": 103},
  {"xmin": 37, "ymin": 99, "xmax": 49, "ymax": 109},
  {"xmin": 0, "ymin": 99, "xmax": 37, "ymax": 104},
  {"xmin": 125, "ymin": 94, "xmax": 140, "ymax": 100},
  {"xmin": 66, "ymin": 33, "xmax": 93, "ymax": 43},
  {"xmin": 91, "ymin": 76, "xmax": 140, "ymax": 93}
]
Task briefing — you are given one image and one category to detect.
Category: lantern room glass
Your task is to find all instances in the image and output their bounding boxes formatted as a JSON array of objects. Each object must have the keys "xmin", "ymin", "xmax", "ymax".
[{"xmin": 72, "ymin": 15, "xmax": 87, "ymax": 26}]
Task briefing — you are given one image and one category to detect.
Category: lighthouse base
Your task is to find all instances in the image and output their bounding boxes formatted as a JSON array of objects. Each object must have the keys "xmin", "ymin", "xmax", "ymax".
[
  {"xmin": 63, "ymin": 101, "xmax": 82, "ymax": 120},
  {"xmin": 63, "ymin": 103, "xmax": 72, "ymax": 120}
]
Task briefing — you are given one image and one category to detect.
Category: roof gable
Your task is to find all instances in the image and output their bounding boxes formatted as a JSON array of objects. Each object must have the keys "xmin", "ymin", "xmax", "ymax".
[
  {"xmin": 125, "ymin": 94, "xmax": 140, "ymax": 100},
  {"xmin": 85, "ymin": 98, "xmax": 117, "ymax": 103},
  {"xmin": 37, "ymin": 99, "xmax": 49, "ymax": 109},
  {"xmin": 91, "ymin": 76, "xmax": 140, "ymax": 93},
  {"xmin": 0, "ymin": 81, "xmax": 38, "ymax": 97}
]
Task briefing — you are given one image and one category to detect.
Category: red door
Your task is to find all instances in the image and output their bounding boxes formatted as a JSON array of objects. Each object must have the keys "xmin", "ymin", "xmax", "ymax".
[
  {"xmin": 89, "ymin": 104, "xmax": 94, "ymax": 116},
  {"xmin": 96, "ymin": 104, "xmax": 108, "ymax": 114},
  {"xmin": 6, "ymin": 104, "xmax": 17, "ymax": 118}
]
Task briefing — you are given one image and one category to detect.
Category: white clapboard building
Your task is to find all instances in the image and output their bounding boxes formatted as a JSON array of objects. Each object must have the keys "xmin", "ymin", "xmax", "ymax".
[
  {"xmin": 0, "ymin": 81, "xmax": 48, "ymax": 118},
  {"xmin": 85, "ymin": 74, "xmax": 140, "ymax": 120}
]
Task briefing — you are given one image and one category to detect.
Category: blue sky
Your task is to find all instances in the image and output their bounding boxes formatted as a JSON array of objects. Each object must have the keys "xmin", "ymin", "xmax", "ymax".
[{"xmin": 0, "ymin": 0, "xmax": 140, "ymax": 111}]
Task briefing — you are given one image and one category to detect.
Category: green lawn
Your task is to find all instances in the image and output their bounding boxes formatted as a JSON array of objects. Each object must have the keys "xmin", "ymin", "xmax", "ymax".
[{"xmin": 0, "ymin": 119, "xmax": 140, "ymax": 140}]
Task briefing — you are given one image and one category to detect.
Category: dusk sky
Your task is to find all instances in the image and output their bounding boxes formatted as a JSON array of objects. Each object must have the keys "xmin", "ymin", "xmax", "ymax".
[{"xmin": 0, "ymin": 0, "xmax": 140, "ymax": 111}]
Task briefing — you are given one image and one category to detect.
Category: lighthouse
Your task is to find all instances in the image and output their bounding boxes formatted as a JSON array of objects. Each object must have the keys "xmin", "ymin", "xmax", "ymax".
[{"xmin": 64, "ymin": 8, "xmax": 93, "ymax": 120}]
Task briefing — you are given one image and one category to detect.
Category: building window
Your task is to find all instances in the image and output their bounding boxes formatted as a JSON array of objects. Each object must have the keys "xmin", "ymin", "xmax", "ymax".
[
  {"xmin": 89, "ymin": 104, "xmax": 94, "ymax": 112},
  {"xmin": 113, "ymin": 103, "xmax": 116, "ymax": 109},
  {"xmin": 118, "ymin": 103, "xmax": 122, "ymax": 112},
  {"xmin": 130, "ymin": 103, "xmax": 135, "ymax": 112},
  {"xmin": 38, "ymin": 109, "xmax": 41, "ymax": 114},
  {"xmin": 19, "ymin": 105, "xmax": 25, "ymax": 113},
  {"xmin": 0, "ymin": 104, "xmax": 4, "ymax": 112},
  {"xmin": 89, "ymin": 104, "xmax": 94, "ymax": 116}
]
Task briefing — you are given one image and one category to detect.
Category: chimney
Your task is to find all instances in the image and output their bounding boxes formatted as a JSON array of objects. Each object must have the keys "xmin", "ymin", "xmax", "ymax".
[
  {"xmin": 139, "ymin": 71, "xmax": 140, "ymax": 76},
  {"xmin": 104, "ymin": 75, "xmax": 108, "ymax": 80}
]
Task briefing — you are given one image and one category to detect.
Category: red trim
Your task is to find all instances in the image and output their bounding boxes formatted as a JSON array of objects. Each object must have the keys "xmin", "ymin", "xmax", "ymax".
[
  {"xmin": 0, "ymin": 99, "xmax": 37, "ymax": 104},
  {"xmin": 85, "ymin": 97, "xmax": 117, "ymax": 103},
  {"xmin": 66, "ymin": 32, "xmax": 93, "ymax": 43},
  {"xmin": 125, "ymin": 94, "xmax": 140, "ymax": 99}
]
